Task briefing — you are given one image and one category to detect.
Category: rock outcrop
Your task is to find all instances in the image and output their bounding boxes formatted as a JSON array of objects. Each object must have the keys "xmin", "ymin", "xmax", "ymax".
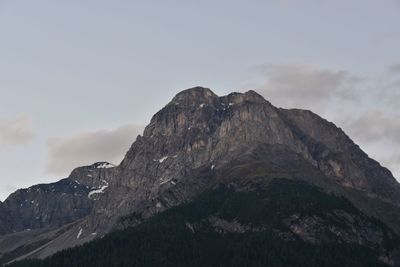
[{"xmin": 1, "ymin": 87, "xmax": 399, "ymax": 264}]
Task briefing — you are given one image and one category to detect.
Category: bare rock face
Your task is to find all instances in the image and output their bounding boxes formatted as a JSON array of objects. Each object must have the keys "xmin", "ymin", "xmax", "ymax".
[
  {"xmin": 92, "ymin": 87, "xmax": 400, "ymax": 231},
  {"xmin": 1, "ymin": 161, "xmax": 118, "ymax": 235},
  {"xmin": 0, "ymin": 203, "xmax": 11, "ymax": 235},
  {"xmin": 1, "ymin": 87, "xmax": 400, "ymax": 263},
  {"xmin": 278, "ymin": 108, "xmax": 400, "ymax": 195},
  {"xmin": 3, "ymin": 179, "xmax": 91, "ymax": 233}
]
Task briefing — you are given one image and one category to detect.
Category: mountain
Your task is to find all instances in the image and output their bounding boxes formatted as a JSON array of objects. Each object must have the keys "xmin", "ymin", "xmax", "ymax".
[
  {"xmin": 1, "ymin": 87, "xmax": 400, "ymax": 266},
  {"xmin": 9, "ymin": 179, "xmax": 400, "ymax": 267}
]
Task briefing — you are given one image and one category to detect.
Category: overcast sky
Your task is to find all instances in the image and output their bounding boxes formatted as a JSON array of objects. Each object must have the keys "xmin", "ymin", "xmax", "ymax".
[{"xmin": 0, "ymin": 0, "xmax": 399, "ymax": 200}]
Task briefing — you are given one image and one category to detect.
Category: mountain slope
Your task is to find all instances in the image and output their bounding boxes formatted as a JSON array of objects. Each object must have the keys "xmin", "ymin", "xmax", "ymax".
[
  {"xmin": 1, "ymin": 87, "xmax": 400, "ymax": 264},
  {"xmin": 0, "ymin": 162, "xmax": 115, "ymax": 262},
  {"xmin": 9, "ymin": 179, "xmax": 400, "ymax": 267}
]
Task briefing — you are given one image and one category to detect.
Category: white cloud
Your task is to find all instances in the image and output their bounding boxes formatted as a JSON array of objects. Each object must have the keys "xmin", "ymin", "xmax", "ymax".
[
  {"xmin": 0, "ymin": 114, "xmax": 35, "ymax": 147},
  {"xmin": 46, "ymin": 124, "xmax": 144, "ymax": 176}
]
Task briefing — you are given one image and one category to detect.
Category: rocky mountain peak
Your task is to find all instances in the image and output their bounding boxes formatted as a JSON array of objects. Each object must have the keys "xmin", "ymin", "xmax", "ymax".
[
  {"xmin": 121, "ymin": 88, "xmax": 400, "ymax": 221},
  {"xmin": 1, "ymin": 87, "xmax": 400, "ymax": 264},
  {"xmin": 170, "ymin": 87, "xmax": 267, "ymax": 107},
  {"xmin": 171, "ymin": 86, "xmax": 217, "ymax": 104},
  {"xmin": 224, "ymin": 90, "xmax": 268, "ymax": 104},
  {"xmin": 68, "ymin": 162, "xmax": 115, "ymax": 189},
  {"xmin": 142, "ymin": 88, "xmax": 274, "ymax": 138}
]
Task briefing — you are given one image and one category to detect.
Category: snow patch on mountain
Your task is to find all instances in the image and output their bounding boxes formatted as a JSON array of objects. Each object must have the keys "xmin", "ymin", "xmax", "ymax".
[{"xmin": 88, "ymin": 180, "xmax": 109, "ymax": 199}]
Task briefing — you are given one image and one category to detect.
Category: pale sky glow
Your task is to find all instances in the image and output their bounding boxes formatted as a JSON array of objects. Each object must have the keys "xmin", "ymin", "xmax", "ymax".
[{"xmin": 0, "ymin": 0, "xmax": 399, "ymax": 200}]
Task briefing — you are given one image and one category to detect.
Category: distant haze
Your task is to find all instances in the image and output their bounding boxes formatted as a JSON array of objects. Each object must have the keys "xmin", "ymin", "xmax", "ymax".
[{"xmin": 0, "ymin": 0, "xmax": 399, "ymax": 200}]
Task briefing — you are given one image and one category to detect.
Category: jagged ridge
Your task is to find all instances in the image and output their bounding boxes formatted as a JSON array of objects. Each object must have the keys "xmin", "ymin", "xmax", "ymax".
[{"xmin": 1, "ymin": 87, "xmax": 400, "ymax": 264}]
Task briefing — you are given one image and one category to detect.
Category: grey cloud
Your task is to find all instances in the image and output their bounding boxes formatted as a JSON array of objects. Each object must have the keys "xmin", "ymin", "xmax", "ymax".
[
  {"xmin": 253, "ymin": 64, "xmax": 358, "ymax": 110},
  {"xmin": 0, "ymin": 115, "xmax": 35, "ymax": 147},
  {"xmin": 382, "ymin": 153, "xmax": 400, "ymax": 179},
  {"xmin": 378, "ymin": 75, "xmax": 400, "ymax": 109},
  {"xmin": 341, "ymin": 110, "xmax": 400, "ymax": 179},
  {"xmin": 343, "ymin": 110, "xmax": 400, "ymax": 143},
  {"xmin": 388, "ymin": 64, "xmax": 400, "ymax": 75},
  {"xmin": 0, "ymin": 184, "xmax": 18, "ymax": 199},
  {"xmin": 46, "ymin": 124, "xmax": 145, "ymax": 176}
]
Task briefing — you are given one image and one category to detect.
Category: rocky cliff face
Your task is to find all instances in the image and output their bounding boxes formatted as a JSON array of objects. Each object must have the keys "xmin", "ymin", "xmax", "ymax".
[
  {"xmin": 90, "ymin": 87, "xmax": 400, "ymax": 231},
  {"xmin": 0, "ymin": 161, "xmax": 117, "ymax": 234},
  {"xmin": 4, "ymin": 179, "xmax": 91, "ymax": 232},
  {"xmin": 0, "ymin": 203, "xmax": 11, "ymax": 235},
  {"xmin": 1, "ymin": 87, "xmax": 400, "ymax": 264}
]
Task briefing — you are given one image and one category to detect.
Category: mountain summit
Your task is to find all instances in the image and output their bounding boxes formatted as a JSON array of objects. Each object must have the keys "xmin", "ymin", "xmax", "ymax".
[{"xmin": 1, "ymin": 87, "xmax": 400, "ymax": 266}]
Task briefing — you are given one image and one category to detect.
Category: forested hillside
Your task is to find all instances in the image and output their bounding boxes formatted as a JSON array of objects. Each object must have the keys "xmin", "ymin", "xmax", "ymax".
[{"xmin": 9, "ymin": 179, "xmax": 398, "ymax": 267}]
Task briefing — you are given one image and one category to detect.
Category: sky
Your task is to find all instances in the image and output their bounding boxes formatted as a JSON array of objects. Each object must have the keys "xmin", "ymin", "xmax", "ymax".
[{"xmin": 0, "ymin": 0, "xmax": 399, "ymax": 200}]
